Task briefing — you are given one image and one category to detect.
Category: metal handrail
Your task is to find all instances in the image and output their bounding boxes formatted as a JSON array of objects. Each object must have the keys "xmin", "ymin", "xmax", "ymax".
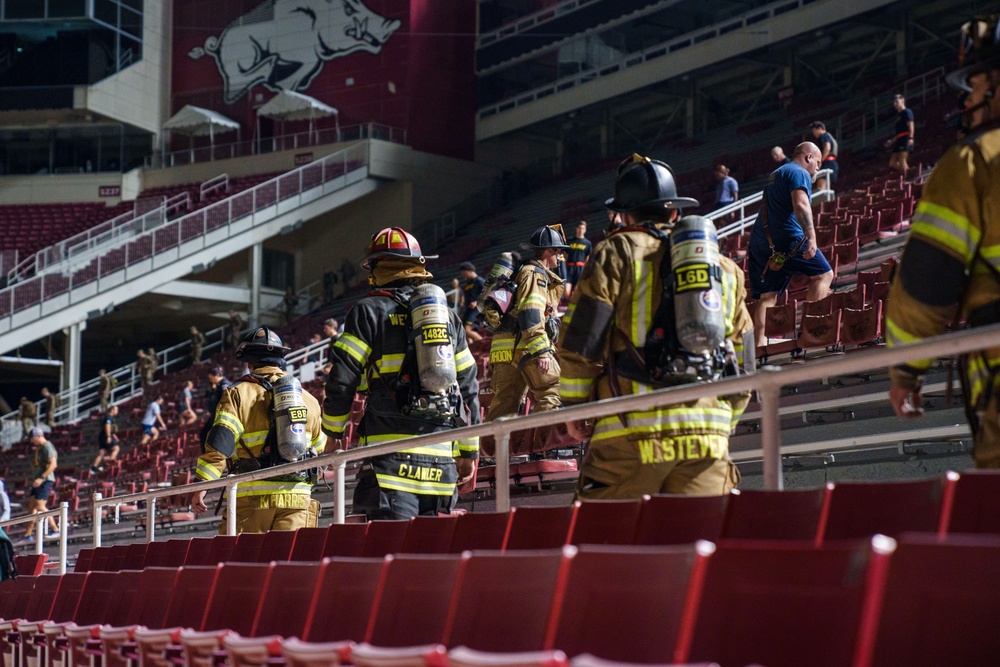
[
  {"xmin": 0, "ymin": 502, "xmax": 68, "ymax": 573},
  {"xmin": 712, "ymin": 168, "xmax": 834, "ymax": 239},
  {"xmin": 81, "ymin": 322, "xmax": 1000, "ymax": 546}
]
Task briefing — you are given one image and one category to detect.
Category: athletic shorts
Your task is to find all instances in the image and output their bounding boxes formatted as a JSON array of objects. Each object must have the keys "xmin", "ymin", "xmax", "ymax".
[
  {"xmin": 566, "ymin": 265, "xmax": 584, "ymax": 286},
  {"xmin": 30, "ymin": 480, "xmax": 54, "ymax": 501},
  {"xmin": 892, "ymin": 137, "xmax": 913, "ymax": 153},
  {"xmin": 98, "ymin": 437, "xmax": 118, "ymax": 452},
  {"xmin": 462, "ymin": 307, "xmax": 479, "ymax": 328},
  {"xmin": 747, "ymin": 241, "xmax": 832, "ymax": 298},
  {"xmin": 142, "ymin": 424, "xmax": 156, "ymax": 436},
  {"xmin": 821, "ymin": 159, "xmax": 838, "ymax": 183}
]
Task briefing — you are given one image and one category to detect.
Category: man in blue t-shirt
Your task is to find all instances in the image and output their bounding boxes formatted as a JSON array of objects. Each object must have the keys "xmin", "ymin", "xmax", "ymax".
[
  {"xmin": 885, "ymin": 94, "xmax": 915, "ymax": 175},
  {"xmin": 459, "ymin": 261, "xmax": 486, "ymax": 343},
  {"xmin": 564, "ymin": 220, "xmax": 593, "ymax": 299},
  {"xmin": 809, "ymin": 121, "xmax": 839, "ymax": 190},
  {"xmin": 749, "ymin": 142, "xmax": 834, "ymax": 346}
]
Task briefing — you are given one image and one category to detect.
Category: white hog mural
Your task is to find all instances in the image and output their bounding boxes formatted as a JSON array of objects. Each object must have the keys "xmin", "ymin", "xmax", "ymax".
[{"xmin": 189, "ymin": 0, "xmax": 401, "ymax": 103}]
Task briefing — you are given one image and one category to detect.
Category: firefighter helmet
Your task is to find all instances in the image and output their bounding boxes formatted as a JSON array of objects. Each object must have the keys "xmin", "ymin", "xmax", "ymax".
[
  {"xmin": 605, "ymin": 154, "xmax": 699, "ymax": 212},
  {"xmin": 947, "ymin": 15, "xmax": 1000, "ymax": 92},
  {"xmin": 236, "ymin": 326, "xmax": 290, "ymax": 361},
  {"xmin": 520, "ymin": 224, "xmax": 571, "ymax": 251},
  {"xmin": 361, "ymin": 227, "xmax": 437, "ymax": 270}
]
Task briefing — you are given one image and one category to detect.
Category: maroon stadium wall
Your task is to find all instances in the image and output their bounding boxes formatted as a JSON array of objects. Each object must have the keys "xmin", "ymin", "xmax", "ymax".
[{"xmin": 171, "ymin": 0, "xmax": 476, "ymax": 159}]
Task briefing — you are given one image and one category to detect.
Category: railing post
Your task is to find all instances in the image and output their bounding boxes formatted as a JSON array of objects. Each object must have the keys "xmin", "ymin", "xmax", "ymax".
[
  {"xmin": 34, "ymin": 517, "xmax": 44, "ymax": 555},
  {"xmin": 146, "ymin": 497, "xmax": 156, "ymax": 543},
  {"xmin": 494, "ymin": 422, "xmax": 512, "ymax": 513},
  {"xmin": 92, "ymin": 492, "xmax": 103, "ymax": 547},
  {"xmin": 226, "ymin": 483, "xmax": 238, "ymax": 536},
  {"xmin": 758, "ymin": 369, "xmax": 783, "ymax": 491},
  {"xmin": 334, "ymin": 458, "xmax": 346, "ymax": 524},
  {"xmin": 58, "ymin": 502, "xmax": 68, "ymax": 574}
]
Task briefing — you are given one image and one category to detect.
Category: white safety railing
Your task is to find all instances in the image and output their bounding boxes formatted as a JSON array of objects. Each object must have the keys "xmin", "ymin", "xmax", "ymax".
[
  {"xmin": 68, "ymin": 321, "xmax": 998, "ymax": 548},
  {"xmin": 147, "ymin": 123, "xmax": 406, "ymax": 169},
  {"xmin": 479, "ymin": 0, "xmax": 819, "ymax": 120},
  {"xmin": 0, "ymin": 503, "xmax": 68, "ymax": 573},
  {"xmin": 0, "ymin": 141, "xmax": 369, "ymax": 333},
  {"xmin": 711, "ymin": 168, "xmax": 833, "ymax": 239}
]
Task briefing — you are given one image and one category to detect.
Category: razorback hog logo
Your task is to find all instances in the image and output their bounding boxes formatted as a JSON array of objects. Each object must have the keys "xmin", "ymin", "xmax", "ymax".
[{"xmin": 189, "ymin": 0, "xmax": 401, "ymax": 103}]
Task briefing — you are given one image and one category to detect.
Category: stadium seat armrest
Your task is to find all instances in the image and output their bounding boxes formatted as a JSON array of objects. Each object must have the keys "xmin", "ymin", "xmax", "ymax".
[
  {"xmin": 351, "ymin": 642, "xmax": 448, "ymax": 667},
  {"xmin": 447, "ymin": 646, "xmax": 569, "ymax": 667}
]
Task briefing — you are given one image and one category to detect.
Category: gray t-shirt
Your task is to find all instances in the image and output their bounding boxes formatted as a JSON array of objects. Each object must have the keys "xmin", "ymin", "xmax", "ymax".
[{"xmin": 33, "ymin": 441, "xmax": 57, "ymax": 482}]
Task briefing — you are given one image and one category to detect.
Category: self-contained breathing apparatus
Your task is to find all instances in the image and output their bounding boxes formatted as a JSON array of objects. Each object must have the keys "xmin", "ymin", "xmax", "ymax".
[
  {"xmin": 229, "ymin": 373, "xmax": 319, "ymax": 484},
  {"xmin": 623, "ymin": 216, "xmax": 740, "ymax": 386},
  {"xmin": 477, "ymin": 251, "xmax": 519, "ymax": 333}
]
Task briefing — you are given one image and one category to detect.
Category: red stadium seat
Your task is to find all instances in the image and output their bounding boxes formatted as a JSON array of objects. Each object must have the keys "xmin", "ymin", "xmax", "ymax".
[
  {"xmin": 98, "ymin": 567, "xmax": 182, "ymax": 667},
  {"xmin": 840, "ymin": 304, "xmax": 883, "ymax": 347},
  {"xmin": 301, "ymin": 557, "xmax": 385, "ymax": 643},
  {"xmin": 290, "ymin": 527, "xmax": 329, "ymax": 561},
  {"xmin": 184, "ymin": 535, "xmax": 237, "ymax": 565},
  {"xmin": 720, "ymin": 487, "xmax": 825, "ymax": 540},
  {"xmin": 323, "ymin": 523, "xmax": 368, "ymax": 558},
  {"xmin": 362, "ymin": 521, "xmax": 410, "ymax": 558},
  {"xmin": 400, "ymin": 515, "xmax": 460, "ymax": 554},
  {"xmin": 231, "ymin": 532, "xmax": 267, "ymax": 563},
  {"xmin": 258, "ymin": 530, "xmax": 297, "ymax": 563},
  {"xmin": 568, "ymin": 499, "xmax": 643, "ymax": 546},
  {"xmin": 763, "ymin": 301, "xmax": 797, "ymax": 340},
  {"xmin": 939, "ymin": 469, "xmax": 1000, "ymax": 535},
  {"xmin": 799, "ymin": 310, "xmax": 842, "ymax": 351},
  {"xmin": 449, "ymin": 512, "xmax": 510, "ymax": 552},
  {"xmin": 504, "ymin": 505, "xmax": 577, "ymax": 550},
  {"xmin": 364, "ymin": 554, "xmax": 463, "ymax": 647},
  {"xmin": 817, "ymin": 477, "xmax": 946, "ymax": 543},
  {"xmin": 633, "ymin": 494, "xmax": 727, "ymax": 546}
]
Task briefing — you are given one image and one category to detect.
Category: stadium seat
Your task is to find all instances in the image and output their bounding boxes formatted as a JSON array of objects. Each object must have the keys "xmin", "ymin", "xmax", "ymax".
[
  {"xmin": 840, "ymin": 304, "xmax": 883, "ymax": 347},
  {"xmin": 231, "ymin": 532, "xmax": 267, "ymax": 563},
  {"xmin": 444, "ymin": 549, "xmax": 569, "ymax": 652},
  {"xmin": 122, "ymin": 542, "xmax": 149, "ymax": 570},
  {"xmin": 865, "ymin": 533, "xmax": 1000, "ymax": 666},
  {"xmin": 131, "ymin": 566, "xmax": 221, "ymax": 667},
  {"xmin": 681, "ymin": 537, "xmax": 894, "ymax": 667},
  {"xmin": 323, "ymin": 523, "xmax": 368, "ymax": 558},
  {"xmin": 184, "ymin": 535, "xmax": 237, "ymax": 565},
  {"xmin": 301, "ymin": 557, "xmax": 385, "ymax": 643},
  {"xmin": 549, "ymin": 544, "xmax": 710, "ymax": 663},
  {"xmin": 569, "ymin": 654, "xmax": 717, "ymax": 667},
  {"xmin": 504, "ymin": 506, "xmax": 577, "ymax": 550},
  {"xmin": 799, "ymin": 310, "xmax": 842, "ymax": 351},
  {"xmin": 633, "ymin": 495, "xmax": 727, "ymax": 545},
  {"xmin": 98, "ymin": 567, "xmax": 182, "ymax": 667},
  {"xmin": 73, "ymin": 549, "xmax": 94, "ymax": 573},
  {"xmin": 763, "ymin": 301, "xmax": 797, "ymax": 340},
  {"xmin": 568, "ymin": 499, "xmax": 644, "ymax": 546},
  {"xmin": 157, "ymin": 539, "xmax": 192, "ymax": 567},
  {"xmin": 14, "ymin": 553, "xmax": 48, "ymax": 576},
  {"xmin": 51, "ymin": 570, "xmax": 142, "ymax": 667},
  {"xmin": 400, "ymin": 515, "xmax": 460, "ymax": 554},
  {"xmin": 720, "ymin": 487, "xmax": 825, "ymax": 540},
  {"xmin": 289, "ymin": 527, "xmax": 329, "ymax": 561},
  {"xmin": 449, "ymin": 512, "xmax": 510, "ymax": 552},
  {"xmin": 818, "ymin": 477, "xmax": 946, "ymax": 543},
  {"xmin": 939, "ymin": 469, "xmax": 1000, "ymax": 535},
  {"xmin": 362, "ymin": 521, "xmax": 410, "ymax": 558},
  {"xmin": 258, "ymin": 530, "xmax": 297, "ymax": 563}
]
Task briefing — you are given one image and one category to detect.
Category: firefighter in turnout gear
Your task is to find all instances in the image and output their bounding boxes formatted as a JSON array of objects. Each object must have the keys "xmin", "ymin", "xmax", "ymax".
[
  {"xmin": 486, "ymin": 226, "xmax": 568, "ymax": 420},
  {"xmin": 887, "ymin": 15, "xmax": 1000, "ymax": 468},
  {"xmin": 324, "ymin": 227, "xmax": 480, "ymax": 520},
  {"xmin": 191, "ymin": 327, "xmax": 326, "ymax": 533},
  {"xmin": 558, "ymin": 155, "xmax": 754, "ymax": 498}
]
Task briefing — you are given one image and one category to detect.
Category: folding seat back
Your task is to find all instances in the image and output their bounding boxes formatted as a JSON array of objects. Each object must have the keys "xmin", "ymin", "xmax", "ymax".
[
  {"xmin": 840, "ymin": 304, "xmax": 882, "ymax": 347},
  {"xmin": 504, "ymin": 506, "xmax": 577, "ymax": 550},
  {"xmin": 185, "ymin": 535, "xmax": 237, "ymax": 565},
  {"xmin": 289, "ymin": 528, "xmax": 328, "ymax": 561},
  {"xmin": 0, "ymin": 576, "xmax": 36, "ymax": 620},
  {"xmin": 763, "ymin": 301, "xmax": 797, "ymax": 340},
  {"xmin": 568, "ymin": 499, "xmax": 643, "ymax": 546},
  {"xmin": 871, "ymin": 281, "xmax": 891, "ymax": 304},
  {"xmin": 142, "ymin": 540, "xmax": 172, "ymax": 567},
  {"xmin": 834, "ymin": 285, "xmax": 866, "ymax": 311},
  {"xmin": 366, "ymin": 554, "xmax": 463, "ymax": 646},
  {"xmin": 818, "ymin": 477, "xmax": 945, "ymax": 542},
  {"xmin": 683, "ymin": 537, "xmax": 893, "ymax": 667},
  {"xmin": 302, "ymin": 558, "xmax": 385, "ymax": 643},
  {"xmin": 200, "ymin": 563, "xmax": 270, "ymax": 635},
  {"xmin": 125, "ymin": 567, "xmax": 181, "ymax": 629},
  {"xmin": 23, "ymin": 572, "xmax": 60, "ymax": 621},
  {"xmin": 802, "ymin": 294, "xmax": 834, "ymax": 318},
  {"xmin": 866, "ymin": 534, "xmax": 1000, "ymax": 666},
  {"xmin": 258, "ymin": 530, "xmax": 296, "ymax": 563},
  {"xmin": 15, "ymin": 554, "xmax": 47, "ymax": 577},
  {"xmin": 251, "ymin": 562, "xmax": 322, "ymax": 637},
  {"xmin": 230, "ymin": 533, "xmax": 267, "ymax": 563},
  {"xmin": 361, "ymin": 521, "xmax": 409, "ymax": 558},
  {"xmin": 449, "ymin": 512, "xmax": 509, "ymax": 553},
  {"xmin": 550, "ymin": 545, "xmax": 706, "ymax": 663},
  {"xmin": 400, "ymin": 515, "xmax": 460, "ymax": 554},
  {"xmin": 443, "ymin": 549, "xmax": 568, "ymax": 652},
  {"xmin": 940, "ymin": 470, "xmax": 1000, "ymax": 535},
  {"xmin": 75, "ymin": 570, "xmax": 141, "ymax": 626},
  {"xmin": 48, "ymin": 572, "xmax": 89, "ymax": 623},
  {"xmin": 721, "ymin": 488, "xmax": 825, "ymax": 540},
  {"xmin": 88, "ymin": 546, "xmax": 113, "ymax": 572},
  {"xmin": 161, "ymin": 566, "xmax": 222, "ymax": 630},
  {"xmin": 633, "ymin": 494, "xmax": 727, "ymax": 546},
  {"xmin": 122, "ymin": 543, "xmax": 149, "ymax": 570},
  {"xmin": 799, "ymin": 310, "xmax": 842, "ymax": 351},
  {"xmin": 73, "ymin": 549, "xmax": 94, "ymax": 573},
  {"xmin": 323, "ymin": 523, "xmax": 368, "ymax": 558}
]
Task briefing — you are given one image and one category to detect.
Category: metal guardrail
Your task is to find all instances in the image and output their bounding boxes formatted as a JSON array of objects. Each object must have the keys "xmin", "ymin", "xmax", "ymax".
[
  {"xmin": 0, "ymin": 142, "xmax": 369, "ymax": 334},
  {"xmin": 711, "ymin": 168, "xmax": 834, "ymax": 239},
  {"xmin": 0, "ymin": 503, "xmax": 68, "ymax": 574},
  {"xmin": 71, "ymin": 321, "xmax": 1000, "ymax": 548}
]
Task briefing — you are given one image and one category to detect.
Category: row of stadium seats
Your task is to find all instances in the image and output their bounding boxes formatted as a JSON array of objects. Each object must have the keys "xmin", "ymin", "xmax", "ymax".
[{"xmin": 3, "ymin": 534, "xmax": 999, "ymax": 667}]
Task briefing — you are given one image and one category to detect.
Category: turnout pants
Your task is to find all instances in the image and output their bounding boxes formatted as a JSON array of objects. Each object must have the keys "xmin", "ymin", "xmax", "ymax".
[
  {"xmin": 486, "ymin": 356, "xmax": 561, "ymax": 420},
  {"xmin": 218, "ymin": 496, "xmax": 315, "ymax": 534}
]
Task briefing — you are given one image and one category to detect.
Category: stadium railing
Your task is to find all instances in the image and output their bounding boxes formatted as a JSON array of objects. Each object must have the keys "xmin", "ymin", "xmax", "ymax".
[
  {"xmin": 66, "ymin": 321, "xmax": 1000, "ymax": 547},
  {"xmin": 0, "ymin": 503, "xmax": 69, "ymax": 574}
]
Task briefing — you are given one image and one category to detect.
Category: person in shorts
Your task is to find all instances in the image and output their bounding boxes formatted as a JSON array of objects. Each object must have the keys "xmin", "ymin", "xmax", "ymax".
[
  {"xmin": 564, "ymin": 220, "xmax": 593, "ymax": 300},
  {"xmin": 140, "ymin": 396, "xmax": 166, "ymax": 445},
  {"xmin": 886, "ymin": 94, "xmax": 915, "ymax": 175},
  {"xmin": 23, "ymin": 428, "xmax": 59, "ymax": 542},
  {"xmin": 459, "ymin": 261, "xmax": 486, "ymax": 343},
  {"xmin": 809, "ymin": 121, "xmax": 839, "ymax": 190},
  {"xmin": 91, "ymin": 405, "xmax": 120, "ymax": 474},
  {"xmin": 749, "ymin": 142, "xmax": 834, "ymax": 347}
]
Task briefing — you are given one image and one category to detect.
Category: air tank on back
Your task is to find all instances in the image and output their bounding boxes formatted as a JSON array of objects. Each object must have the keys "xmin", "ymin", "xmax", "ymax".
[
  {"xmin": 670, "ymin": 215, "xmax": 726, "ymax": 354},
  {"xmin": 409, "ymin": 283, "xmax": 457, "ymax": 394},
  {"xmin": 272, "ymin": 374, "xmax": 310, "ymax": 461}
]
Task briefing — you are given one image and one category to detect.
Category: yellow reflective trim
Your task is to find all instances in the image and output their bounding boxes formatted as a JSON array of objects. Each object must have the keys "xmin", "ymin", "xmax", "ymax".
[
  {"xmin": 361, "ymin": 433, "xmax": 454, "ymax": 457},
  {"xmin": 455, "ymin": 348, "xmax": 474, "ymax": 372},
  {"xmin": 376, "ymin": 353, "xmax": 405, "ymax": 374},
  {"xmin": 563, "ymin": 301, "xmax": 576, "ymax": 327},
  {"xmin": 375, "ymin": 474, "xmax": 456, "ymax": 496},
  {"xmin": 519, "ymin": 336, "xmax": 550, "ymax": 354},
  {"xmin": 632, "ymin": 260, "xmax": 653, "ymax": 347},
  {"xmin": 884, "ymin": 319, "xmax": 934, "ymax": 370},
  {"xmin": 311, "ymin": 432, "xmax": 328, "ymax": 453},
  {"xmin": 560, "ymin": 376, "xmax": 593, "ymax": 400},
  {"xmin": 195, "ymin": 460, "xmax": 222, "ymax": 481},
  {"xmin": 335, "ymin": 333, "xmax": 371, "ymax": 365},
  {"xmin": 491, "ymin": 338, "xmax": 515, "ymax": 350},
  {"xmin": 213, "ymin": 411, "xmax": 244, "ymax": 438},
  {"xmin": 323, "ymin": 412, "xmax": 349, "ymax": 430},
  {"xmin": 520, "ymin": 294, "xmax": 547, "ymax": 309}
]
